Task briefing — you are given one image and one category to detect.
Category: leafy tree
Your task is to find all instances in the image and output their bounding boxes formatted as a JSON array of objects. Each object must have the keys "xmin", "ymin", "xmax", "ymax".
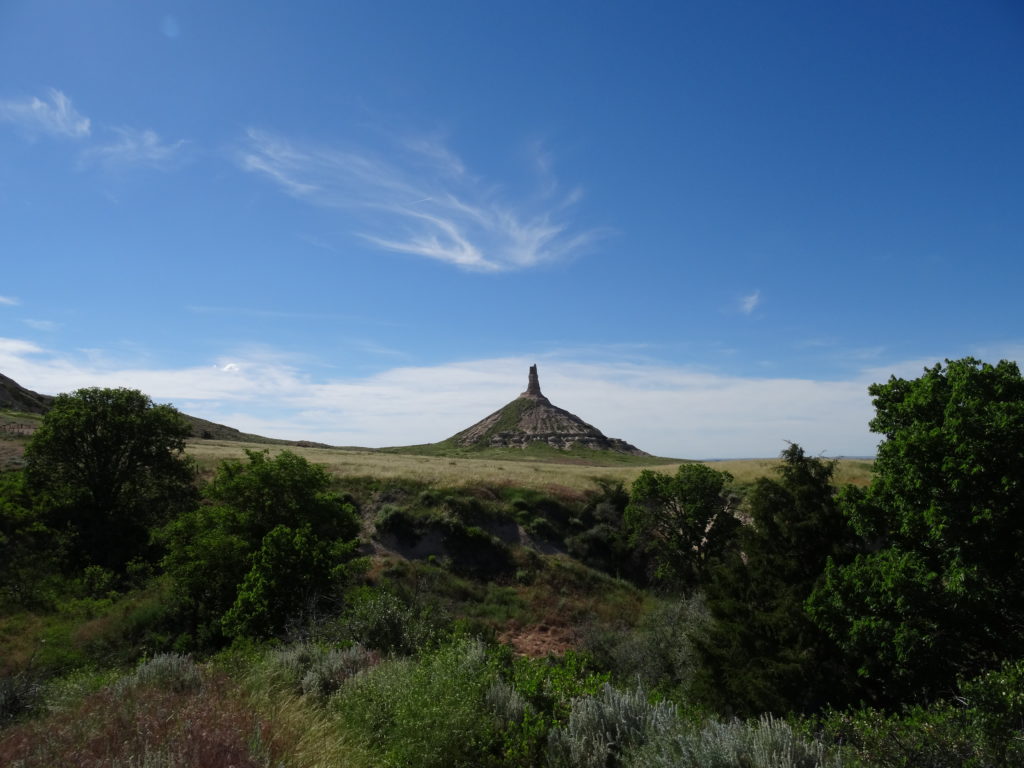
[
  {"xmin": 160, "ymin": 449, "xmax": 362, "ymax": 643},
  {"xmin": 221, "ymin": 524, "xmax": 361, "ymax": 638},
  {"xmin": 0, "ymin": 471, "xmax": 64, "ymax": 607},
  {"xmin": 808, "ymin": 358, "xmax": 1024, "ymax": 704},
  {"xmin": 24, "ymin": 387, "xmax": 196, "ymax": 572},
  {"xmin": 693, "ymin": 445, "xmax": 858, "ymax": 715},
  {"xmin": 625, "ymin": 463, "xmax": 739, "ymax": 587},
  {"xmin": 202, "ymin": 448, "xmax": 358, "ymax": 542}
]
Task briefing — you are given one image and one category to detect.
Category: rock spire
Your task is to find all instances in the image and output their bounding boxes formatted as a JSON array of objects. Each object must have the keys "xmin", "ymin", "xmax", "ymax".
[
  {"xmin": 522, "ymin": 364, "xmax": 543, "ymax": 397},
  {"xmin": 447, "ymin": 364, "xmax": 648, "ymax": 455}
]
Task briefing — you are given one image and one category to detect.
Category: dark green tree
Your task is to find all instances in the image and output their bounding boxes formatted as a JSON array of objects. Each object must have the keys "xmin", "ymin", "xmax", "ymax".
[
  {"xmin": 808, "ymin": 358, "xmax": 1024, "ymax": 704},
  {"xmin": 625, "ymin": 463, "xmax": 739, "ymax": 588},
  {"xmin": 221, "ymin": 523, "xmax": 360, "ymax": 638},
  {"xmin": 160, "ymin": 449, "xmax": 362, "ymax": 643},
  {"xmin": 693, "ymin": 445, "xmax": 858, "ymax": 715},
  {"xmin": 0, "ymin": 471, "xmax": 64, "ymax": 607},
  {"xmin": 24, "ymin": 387, "xmax": 196, "ymax": 572}
]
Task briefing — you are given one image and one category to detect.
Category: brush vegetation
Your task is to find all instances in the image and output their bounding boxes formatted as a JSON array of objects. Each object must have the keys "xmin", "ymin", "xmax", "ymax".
[{"xmin": 3, "ymin": 357, "xmax": 1024, "ymax": 767}]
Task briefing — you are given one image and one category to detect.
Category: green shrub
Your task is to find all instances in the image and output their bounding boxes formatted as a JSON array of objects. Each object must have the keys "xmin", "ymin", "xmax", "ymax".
[
  {"xmin": 118, "ymin": 652, "xmax": 202, "ymax": 694},
  {"xmin": 334, "ymin": 637, "xmax": 501, "ymax": 768},
  {"xmin": 340, "ymin": 589, "xmax": 439, "ymax": 654},
  {"xmin": 264, "ymin": 642, "xmax": 325, "ymax": 692},
  {"xmin": 547, "ymin": 683, "xmax": 677, "ymax": 768},
  {"xmin": 629, "ymin": 714, "xmax": 843, "ymax": 768},
  {"xmin": 0, "ymin": 670, "xmax": 44, "ymax": 723},
  {"xmin": 581, "ymin": 595, "xmax": 708, "ymax": 693},
  {"xmin": 301, "ymin": 645, "xmax": 376, "ymax": 701}
]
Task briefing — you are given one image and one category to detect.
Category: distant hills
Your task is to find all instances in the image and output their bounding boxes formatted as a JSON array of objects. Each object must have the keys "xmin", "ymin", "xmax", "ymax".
[
  {"xmin": 2, "ymin": 368, "xmax": 669, "ymax": 465},
  {"xmin": 0, "ymin": 372, "xmax": 329, "ymax": 448},
  {"xmin": 0, "ymin": 373, "xmax": 54, "ymax": 414}
]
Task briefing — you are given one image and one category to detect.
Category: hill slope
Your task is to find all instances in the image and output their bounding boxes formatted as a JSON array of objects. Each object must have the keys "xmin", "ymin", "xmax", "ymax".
[
  {"xmin": 0, "ymin": 372, "xmax": 330, "ymax": 448},
  {"xmin": 389, "ymin": 366, "xmax": 654, "ymax": 463}
]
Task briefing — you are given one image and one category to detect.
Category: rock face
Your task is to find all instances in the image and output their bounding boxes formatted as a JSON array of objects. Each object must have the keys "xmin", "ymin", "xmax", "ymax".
[{"xmin": 449, "ymin": 366, "xmax": 647, "ymax": 455}]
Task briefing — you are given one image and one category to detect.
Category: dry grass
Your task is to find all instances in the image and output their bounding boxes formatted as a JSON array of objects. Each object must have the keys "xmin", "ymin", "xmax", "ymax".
[
  {"xmin": 0, "ymin": 672, "xmax": 275, "ymax": 767},
  {"xmin": 187, "ymin": 440, "xmax": 874, "ymax": 494}
]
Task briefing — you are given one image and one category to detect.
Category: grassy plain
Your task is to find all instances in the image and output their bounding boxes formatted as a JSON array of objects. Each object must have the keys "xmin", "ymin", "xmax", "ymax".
[{"xmin": 186, "ymin": 439, "xmax": 874, "ymax": 493}]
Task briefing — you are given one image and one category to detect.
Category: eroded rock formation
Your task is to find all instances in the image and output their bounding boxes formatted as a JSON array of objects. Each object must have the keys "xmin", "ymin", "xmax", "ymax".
[{"xmin": 449, "ymin": 365, "xmax": 647, "ymax": 455}]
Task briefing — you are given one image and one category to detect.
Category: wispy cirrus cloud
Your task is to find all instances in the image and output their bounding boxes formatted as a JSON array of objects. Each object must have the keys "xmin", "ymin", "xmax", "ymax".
[
  {"xmin": 79, "ymin": 126, "xmax": 186, "ymax": 170},
  {"xmin": 0, "ymin": 296, "xmax": 19, "ymax": 306},
  {"xmin": 22, "ymin": 319, "xmax": 60, "ymax": 332},
  {"xmin": 0, "ymin": 89, "xmax": 91, "ymax": 139},
  {"xmin": 238, "ymin": 130, "xmax": 604, "ymax": 271},
  {"xmin": 740, "ymin": 290, "xmax": 761, "ymax": 314}
]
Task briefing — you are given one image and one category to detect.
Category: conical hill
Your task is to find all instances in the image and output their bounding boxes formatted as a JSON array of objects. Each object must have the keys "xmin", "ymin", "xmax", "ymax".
[{"xmin": 447, "ymin": 365, "xmax": 647, "ymax": 455}]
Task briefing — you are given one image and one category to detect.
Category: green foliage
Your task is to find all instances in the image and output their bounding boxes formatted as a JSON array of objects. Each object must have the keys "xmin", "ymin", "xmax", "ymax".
[
  {"xmin": 160, "ymin": 450, "xmax": 362, "ymax": 644},
  {"xmin": 546, "ymin": 683, "xmax": 677, "ymax": 768},
  {"xmin": 203, "ymin": 448, "xmax": 360, "ymax": 543},
  {"xmin": 629, "ymin": 713, "xmax": 843, "ymax": 768},
  {"xmin": 626, "ymin": 464, "xmax": 739, "ymax": 587},
  {"xmin": 339, "ymin": 588, "xmax": 440, "ymax": 655},
  {"xmin": 808, "ymin": 358, "xmax": 1024, "ymax": 703},
  {"xmin": 334, "ymin": 637, "xmax": 502, "ymax": 768},
  {"xmin": 24, "ymin": 387, "xmax": 196, "ymax": 573},
  {"xmin": 695, "ymin": 445, "xmax": 857, "ymax": 715},
  {"xmin": 582, "ymin": 595, "xmax": 708, "ymax": 695},
  {"xmin": 815, "ymin": 670, "xmax": 1024, "ymax": 768},
  {"xmin": 0, "ymin": 471, "xmax": 64, "ymax": 608},
  {"xmin": 117, "ymin": 652, "xmax": 202, "ymax": 694},
  {"xmin": 300, "ymin": 644, "xmax": 376, "ymax": 701},
  {"xmin": 221, "ymin": 524, "xmax": 361, "ymax": 638}
]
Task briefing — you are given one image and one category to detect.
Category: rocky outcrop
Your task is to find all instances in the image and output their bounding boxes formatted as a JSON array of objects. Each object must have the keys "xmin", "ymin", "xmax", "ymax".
[{"xmin": 449, "ymin": 366, "xmax": 647, "ymax": 455}]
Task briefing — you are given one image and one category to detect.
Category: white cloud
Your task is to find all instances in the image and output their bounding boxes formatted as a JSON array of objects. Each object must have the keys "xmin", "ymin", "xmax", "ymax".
[
  {"xmin": 239, "ymin": 131, "xmax": 604, "ymax": 271},
  {"xmin": 740, "ymin": 290, "xmax": 761, "ymax": 314},
  {"xmin": 22, "ymin": 319, "xmax": 59, "ymax": 331},
  {"xmin": 80, "ymin": 127, "xmax": 185, "ymax": 170},
  {"xmin": 0, "ymin": 296, "xmax": 19, "ymax": 306},
  {"xmin": 0, "ymin": 89, "xmax": 90, "ymax": 138},
  {"xmin": 0, "ymin": 336, "xmax": 896, "ymax": 458}
]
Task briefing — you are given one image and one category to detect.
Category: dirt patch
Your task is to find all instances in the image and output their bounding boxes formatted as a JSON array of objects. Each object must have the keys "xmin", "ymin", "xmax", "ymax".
[{"xmin": 498, "ymin": 622, "xmax": 576, "ymax": 658}]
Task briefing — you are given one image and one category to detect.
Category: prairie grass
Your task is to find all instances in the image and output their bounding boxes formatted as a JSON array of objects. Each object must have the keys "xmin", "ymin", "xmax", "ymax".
[
  {"xmin": 187, "ymin": 440, "xmax": 874, "ymax": 495},
  {"xmin": 0, "ymin": 671, "xmax": 276, "ymax": 767}
]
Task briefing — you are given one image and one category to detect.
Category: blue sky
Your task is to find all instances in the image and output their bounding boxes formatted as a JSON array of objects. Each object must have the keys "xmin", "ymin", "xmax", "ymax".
[{"xmin": 2, "ymin": 1, "xmax": 1022, "ymax": 457}]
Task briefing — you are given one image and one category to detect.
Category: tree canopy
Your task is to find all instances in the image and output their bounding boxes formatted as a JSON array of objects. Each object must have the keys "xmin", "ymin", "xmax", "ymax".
[
  {"xmin": 808, "ymin": 358, "xmax": 1024, "ymax": 703},
  {"xmin": 24, "ymin": 387, "xmax": 196, "ymax": 572},
  {"xmin": 625, "ymin": 463, "xmax": 739, "ymax": 587},
  {"xmin": 161, "ymin": 449, "xmax": 362, "ymax": 642}
]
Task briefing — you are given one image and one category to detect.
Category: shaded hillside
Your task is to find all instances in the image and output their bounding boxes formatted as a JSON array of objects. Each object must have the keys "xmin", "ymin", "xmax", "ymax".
[
  {"xmin": 0, "ymin": 373, "xmax": 54, "ymax": 414},
  {"xmin": 0, "ymin": 372, "xmax": 331, "ymax": 449}
]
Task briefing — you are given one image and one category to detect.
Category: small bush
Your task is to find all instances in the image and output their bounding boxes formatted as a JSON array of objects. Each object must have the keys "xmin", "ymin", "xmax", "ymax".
[
  {"xmin": 119, "ymin": 653, "xmax": 202, "ymax": 694},
  {"xmin": 341, "ymin": 589, "xmax": 438, "ymax": 654},
  {"xmin": 301, "ymin": 645, "xmax": 376, "ymax": 701},
  {"xmin": 547, "ymin": 683, "xmax": 676, "ymax": 768},
  {"xmin": 334, "ymin": 637, "xmax": 501, "ymax": 768},
  {"xmin": 264, "ymin": 643, "xmax": 324, "ymax": 692},
  {"xmin": 0, "ymin": 671, "xmax": 43, "ymax": 723},
  {"xmin": 628, "ymin": 713, "xmax": 843, "ymax": 768}
]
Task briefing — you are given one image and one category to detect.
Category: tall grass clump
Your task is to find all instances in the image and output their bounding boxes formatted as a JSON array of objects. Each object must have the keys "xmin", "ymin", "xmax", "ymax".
[{"xmin": 547, "ymin": 683, "xmax": 676, "ymax": 768}]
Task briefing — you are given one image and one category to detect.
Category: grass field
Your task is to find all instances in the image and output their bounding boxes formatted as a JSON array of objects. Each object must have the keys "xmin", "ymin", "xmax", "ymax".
[{"xmin": 186, "ymin": 439, "xmax": 875, "ymax": 493}]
